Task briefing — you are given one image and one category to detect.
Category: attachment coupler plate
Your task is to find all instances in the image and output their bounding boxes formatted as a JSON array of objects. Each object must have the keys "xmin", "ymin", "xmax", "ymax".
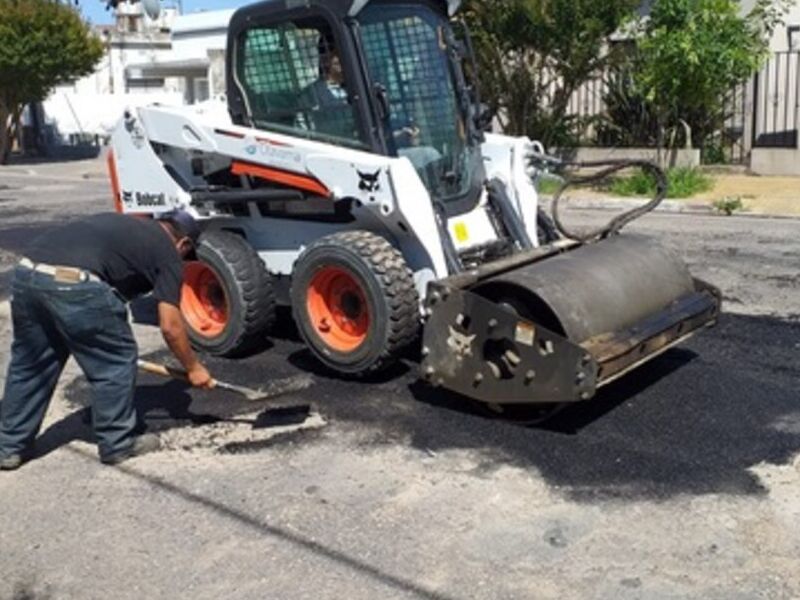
[{"xmin": 420, "ymin": 285, "xmax": 598, "ymax": 404}]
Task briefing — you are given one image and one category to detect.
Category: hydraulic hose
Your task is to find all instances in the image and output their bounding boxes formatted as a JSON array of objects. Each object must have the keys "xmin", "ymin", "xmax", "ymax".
[{"xmin": 528, "ymin": 153, "xmax": 669, "ymax": 244}]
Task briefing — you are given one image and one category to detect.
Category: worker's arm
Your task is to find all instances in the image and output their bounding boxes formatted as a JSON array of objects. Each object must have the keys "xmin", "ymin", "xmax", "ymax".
[{"xmin": 158, "ymin": 302, "xmax": 213, "ymax": 388}]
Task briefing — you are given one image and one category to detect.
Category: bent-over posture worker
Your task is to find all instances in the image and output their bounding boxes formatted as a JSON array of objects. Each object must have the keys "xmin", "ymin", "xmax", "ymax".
[{"xmin": 0, "ymin": 211, "xmax": 214, "ymax": 469}]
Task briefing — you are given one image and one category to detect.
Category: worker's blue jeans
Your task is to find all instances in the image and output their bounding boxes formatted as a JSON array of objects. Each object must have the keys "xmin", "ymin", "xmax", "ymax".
[{"xmin": 0, "ymin": 266, "xmax": 138, "ymax": 462}]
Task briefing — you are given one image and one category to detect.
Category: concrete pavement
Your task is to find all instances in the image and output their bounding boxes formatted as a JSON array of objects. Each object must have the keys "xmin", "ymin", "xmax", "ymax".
[{"xmin": 0, "ymin": 160, "xmax": 799, "ymax": 599}]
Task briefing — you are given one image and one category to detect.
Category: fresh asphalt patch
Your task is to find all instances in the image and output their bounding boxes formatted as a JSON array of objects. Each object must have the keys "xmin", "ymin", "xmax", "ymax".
[{"xmin": 57, "ymin": 311, "xmax": 800, "ymax": 503}]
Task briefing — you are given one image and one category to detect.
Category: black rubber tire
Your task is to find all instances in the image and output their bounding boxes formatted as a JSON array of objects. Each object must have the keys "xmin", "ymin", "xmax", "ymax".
[
  {"xmin": 290, "ymin": 230, "xmax": 420, "ymax": 375},
  {"xmin": 184, "ymin": 230, "xmax": 276, "ymax": 357}
]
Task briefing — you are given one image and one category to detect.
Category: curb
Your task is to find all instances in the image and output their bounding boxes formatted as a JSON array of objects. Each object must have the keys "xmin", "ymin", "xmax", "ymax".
[{"xmin": 557, "ymin": 196, "xmax": 800, "ymax": 221}]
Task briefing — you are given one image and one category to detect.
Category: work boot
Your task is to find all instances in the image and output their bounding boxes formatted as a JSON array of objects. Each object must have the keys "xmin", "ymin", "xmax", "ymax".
[
  {"xmin": 101, "ymin": 433, "xmax": 161, "ymax": 466},
  {"xmin": 0, "ymin": 453, "xmax": 24, "ymax": 471}
]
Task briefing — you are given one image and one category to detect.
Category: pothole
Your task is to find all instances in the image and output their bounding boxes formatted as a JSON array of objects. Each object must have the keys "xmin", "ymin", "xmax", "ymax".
[
  {"xmin": 63, "ymin": 375, "xmax": 327, "ymax": 456},
  {"xmin": 157, "ymin": 409, "xmax": 328, "ymax": 455}
]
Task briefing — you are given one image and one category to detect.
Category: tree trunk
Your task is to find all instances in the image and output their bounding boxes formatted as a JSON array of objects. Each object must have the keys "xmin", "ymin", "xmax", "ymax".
[
  {"xmin": 0, "ymin": 104, "xmax": 23, "ymax": 165},
  {"xmin": 0, "ymin": 102, "xmax": 10, "ymax": 165}
]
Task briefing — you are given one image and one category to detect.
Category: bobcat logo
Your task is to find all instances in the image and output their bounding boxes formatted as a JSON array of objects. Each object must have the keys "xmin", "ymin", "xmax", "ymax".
[
  {"xmin": 447, "ymin": 326, "xmax": 476, "ymax": 360},
  {"xmin": 357, "ymin": 169, "xmax": 382, "ymax": 193}
]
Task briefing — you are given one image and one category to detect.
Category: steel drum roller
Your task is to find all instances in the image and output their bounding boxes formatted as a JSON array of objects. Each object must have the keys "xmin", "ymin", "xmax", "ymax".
[{"xmin": 473, "ymin": 234, "xmax": 695, "ymax": 344}]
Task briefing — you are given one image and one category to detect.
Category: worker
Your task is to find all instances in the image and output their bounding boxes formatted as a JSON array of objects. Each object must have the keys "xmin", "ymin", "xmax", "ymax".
[
  {"xmin": 0, "ymin": 211, "xmax": 214, "ymax": 470},
  {"xmin": 297, "ymin": 36, "xmax": 357, "ymax": 142},
  {"xmin": 304, "ymin": 36, "xmax": 348, "ymax": 111}
]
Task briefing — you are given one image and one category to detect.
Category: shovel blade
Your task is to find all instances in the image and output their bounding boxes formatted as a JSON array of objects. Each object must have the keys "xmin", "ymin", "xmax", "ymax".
[{"xmin": 217, "ymin": 375, "xmax": 315, "ymax": 402}]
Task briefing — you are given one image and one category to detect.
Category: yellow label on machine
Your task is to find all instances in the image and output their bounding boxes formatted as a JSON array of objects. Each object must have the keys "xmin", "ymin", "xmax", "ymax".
[{"xmin": 454, "ymin": 222, "xmax": 469, "ymax": 243}]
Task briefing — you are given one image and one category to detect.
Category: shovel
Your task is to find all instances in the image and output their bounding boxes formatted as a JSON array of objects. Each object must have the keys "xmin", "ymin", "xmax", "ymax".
[{"xmin": 137, "ymin": 359, "xmax": 313, "ymax": 402}]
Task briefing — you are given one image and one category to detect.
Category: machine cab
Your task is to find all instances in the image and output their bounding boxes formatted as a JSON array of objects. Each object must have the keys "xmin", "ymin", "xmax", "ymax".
[{"xmin": 226, "ymin": 0, "xmax": 483, "ymax": 213}]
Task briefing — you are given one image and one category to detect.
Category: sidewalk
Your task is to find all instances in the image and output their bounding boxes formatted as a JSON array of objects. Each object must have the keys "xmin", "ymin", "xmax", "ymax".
[
  {"xmin": 696, "ymin": 174, "xmax": 800, "ymax": 216},
  {"xmin": 558, "ymin": 173, "xmax": 800, "ymax": 218}
]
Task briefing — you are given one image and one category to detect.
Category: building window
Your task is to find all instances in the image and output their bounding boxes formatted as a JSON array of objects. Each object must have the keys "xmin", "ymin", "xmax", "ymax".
[
  {"xmin": 193, "ymin": 78, "xmax": 210, "ymax": 103},
  {"xmin": 789, "ymin": 26, "xmax": 800, "ymax": 51},
  {"xmin": 127, "ymin": 78, "xmax": 166, "ymax": 92}
]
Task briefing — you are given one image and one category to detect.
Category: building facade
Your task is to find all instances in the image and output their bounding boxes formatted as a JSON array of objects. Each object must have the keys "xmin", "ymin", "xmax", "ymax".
[{"xmin": 41, "ymin": 3, "xmax": 233, "ymax": 146}]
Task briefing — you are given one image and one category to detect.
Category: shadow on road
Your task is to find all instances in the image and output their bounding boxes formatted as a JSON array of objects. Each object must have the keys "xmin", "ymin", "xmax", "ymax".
[
  {"xmin": 288, "ymin": 348, "xmax": 412, "ymax": 384},
  {"xmin": 57, "ymin": 313, "xmax": 800, "ymax": 502},
  {"xmin": 33, "ymin": 380, "xmax": 293, "ymax": 462},
  {"xmin": 408, "ymin": 347, "xmax": 697, "ymax": 435},
  {"xmin": 403, "ymin": 314, "xmax": 800, "ymax": 501}
]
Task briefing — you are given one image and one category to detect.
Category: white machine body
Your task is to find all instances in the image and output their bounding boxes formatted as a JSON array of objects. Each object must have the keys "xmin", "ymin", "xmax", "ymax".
[{"xmin": 110, "ymin": 100, "xmax": 543, "ymax": 301}]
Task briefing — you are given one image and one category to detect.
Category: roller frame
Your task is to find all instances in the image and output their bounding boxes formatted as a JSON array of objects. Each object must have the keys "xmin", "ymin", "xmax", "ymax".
[{"xmin": 419, "ymin": 241, "xmax": 722, "ymax": 405}]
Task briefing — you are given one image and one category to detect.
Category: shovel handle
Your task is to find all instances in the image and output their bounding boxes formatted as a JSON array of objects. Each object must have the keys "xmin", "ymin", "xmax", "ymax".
[{"xmin": 137, "ymin": 360, "xmax": 218, "ymax": 388}]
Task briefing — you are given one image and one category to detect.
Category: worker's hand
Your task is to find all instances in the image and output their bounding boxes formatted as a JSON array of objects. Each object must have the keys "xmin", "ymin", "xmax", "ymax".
[{"xmin": 187, "ymin": 364, "xmax": 214, "ymax": 389}]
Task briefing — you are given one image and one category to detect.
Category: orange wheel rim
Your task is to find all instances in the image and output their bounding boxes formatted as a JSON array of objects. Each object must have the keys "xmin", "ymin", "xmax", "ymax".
[
  {"xmin": 307, "ymin": 266, "xmax": 370, "ymax": 353},
  {"xmin": 181, "ymin": 262, "xmax": 229, "ymax": 338}
]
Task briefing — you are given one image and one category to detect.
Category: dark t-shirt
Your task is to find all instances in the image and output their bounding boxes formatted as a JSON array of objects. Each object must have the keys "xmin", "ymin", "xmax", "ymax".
[{"xmin": 26, "ymin": 213, "xmax": 183, "ymax": 306}]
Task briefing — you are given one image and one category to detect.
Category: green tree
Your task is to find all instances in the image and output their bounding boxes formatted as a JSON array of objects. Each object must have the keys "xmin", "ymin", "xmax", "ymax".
[
  {"xmin": 462, "ymin": 0, "xmax": 639, "ymax": 148},
  {"xmin": 0, "ymin": 0, "xmax": 104, "ymax": 163},
  {"xmin": 621, "ymin": 0, "xmax": 790, "ymax": 150}
]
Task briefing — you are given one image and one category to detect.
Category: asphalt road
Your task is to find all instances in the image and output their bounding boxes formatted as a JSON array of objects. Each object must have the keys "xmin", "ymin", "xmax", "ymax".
[{"xmin": 0, "ymin": 160, "xmax": 799, "ymax": 600}]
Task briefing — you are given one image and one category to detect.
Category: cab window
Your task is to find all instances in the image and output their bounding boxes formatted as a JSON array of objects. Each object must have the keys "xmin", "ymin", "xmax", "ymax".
[{"xmin": 237, "ymin": 20, "xmax": 368, "ymax": 149}]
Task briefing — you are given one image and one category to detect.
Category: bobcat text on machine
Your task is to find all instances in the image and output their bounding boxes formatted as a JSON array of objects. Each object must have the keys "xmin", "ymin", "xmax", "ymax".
[{"xmin": 108, "ymin": 0, "xmax": 721, "ymax": 414}]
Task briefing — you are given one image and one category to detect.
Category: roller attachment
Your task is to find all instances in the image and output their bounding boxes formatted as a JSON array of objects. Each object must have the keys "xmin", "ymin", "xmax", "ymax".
[{"xmin": 420, "ymin": 235, "xmax": 721, "ymax": 405}]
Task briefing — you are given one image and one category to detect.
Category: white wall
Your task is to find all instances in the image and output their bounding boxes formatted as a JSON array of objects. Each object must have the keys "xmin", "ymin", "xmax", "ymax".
[
  {"xmin": 738, "ymin": 0, "xmax": 800, "ymax": 52},
  {"xmin": 170, "ymin": 9, "xmax": 234, "ymax": 61},
  {"xmin": 110, "ymin": 44, "xmax": 178, "ymax": 95}
]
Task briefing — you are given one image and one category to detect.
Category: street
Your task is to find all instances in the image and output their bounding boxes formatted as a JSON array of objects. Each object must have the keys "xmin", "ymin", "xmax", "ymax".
[{"xmin": 1, "ymin": 160, "xmax": 799, "ymax": 600}]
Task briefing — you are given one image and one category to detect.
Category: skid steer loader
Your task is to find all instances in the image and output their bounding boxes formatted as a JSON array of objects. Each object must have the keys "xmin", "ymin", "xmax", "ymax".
[{"xmin": 108, "ymin": 0, "xmax": 721, "ymax": 410}]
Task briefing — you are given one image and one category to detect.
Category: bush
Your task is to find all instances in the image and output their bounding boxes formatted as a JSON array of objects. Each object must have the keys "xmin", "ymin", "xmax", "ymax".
[
  {"xmin": 608, "ymin": 167, "xmax": 714, "ymax": 198},
  {"xmin": 598, "ymin": 0, "xmax": 789, "ymax": 152},
  {"xmin": 536, "ymin": 176, "xmax": 566, "ymax": 195},
  {"xmin": 462, "ymin": 0, "xmax": 639, "ymax": 148},
  {"xmin": 701, "ymin": 139, "xmax": 728, "ymax": 165},
  {"xmin": 0, "ymin": 0, "xmax": 104, "ymax": 162},
  {"xmin": 712, "ymin": 196, "xmax": 745, "ymax": 215},
  {"xmin": 598, "ymin": 66, "xmax": 662, "ymax": 148}
]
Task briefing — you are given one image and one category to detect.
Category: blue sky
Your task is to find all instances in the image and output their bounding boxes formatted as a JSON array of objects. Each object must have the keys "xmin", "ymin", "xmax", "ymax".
[{"xmin": 79, "ymin": 0, "xmax": 251, "ymax": 25}]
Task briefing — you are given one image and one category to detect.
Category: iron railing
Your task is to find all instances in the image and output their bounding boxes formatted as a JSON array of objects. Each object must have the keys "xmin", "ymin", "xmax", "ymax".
[
  {"xmin": 559, "ymin": 51, "xmax": 800, "ymax": 161},
  {"xmin": 752, "ymin": 51, "xmax": 800, "ymax": 148}
]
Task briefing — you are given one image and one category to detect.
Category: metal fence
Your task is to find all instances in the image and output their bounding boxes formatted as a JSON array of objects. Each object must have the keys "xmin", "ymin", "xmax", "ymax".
[
  {"xmin": 722, "ymin": 80, "xmax": 749, "ymax": 164},
  {"xmin": 752, "ymin": 51, "xmax": 800, "ymax": 148},
  {"xmin": 568, "ymin": 77, "xmax": 607, "ymax": 124},
  {"xmin": 562, "ymin": 51, "xmax": 800, "ymax": 161}
]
